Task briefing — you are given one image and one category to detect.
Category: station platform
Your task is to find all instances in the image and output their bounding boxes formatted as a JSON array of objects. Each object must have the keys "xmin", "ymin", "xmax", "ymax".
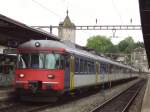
[
  {"xmin": 141, "ymin": 75, "xmax": 150, "ymax": 112},
  {"xmin": 0, "ymin": 86, "xmax": 14, "ymax": 101}
]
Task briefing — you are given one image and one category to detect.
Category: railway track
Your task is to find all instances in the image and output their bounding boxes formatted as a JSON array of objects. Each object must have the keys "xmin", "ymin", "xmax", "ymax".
[
  {"xmin": 0, "ymin": 90, "xmax": 96, "ymax": 112},
  {"xmin": 0, "ymin": 102, "xmax": 54, "ymax": 112},
  {"xmin": 90, "ymin": 79, "xmax": 146, "ymax": 112},
  {"xmin": 0, "ymin": 79, "xmax": 145, "ymax": 112}
]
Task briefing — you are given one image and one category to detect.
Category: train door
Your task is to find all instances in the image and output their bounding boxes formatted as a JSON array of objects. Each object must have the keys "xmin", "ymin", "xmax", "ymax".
[
  {"xmin": 64, "ymin": 55, "xmax": 70, "ymax": 89},
  {"xmin": 100, "ymin": 63, "xmax": 105, "ymax": 83},
  {"xmin": 64, "ymin": 55, "xmax": 75, "ymax": 91},
  {"xmin": 96, "ymin": 61, "xmax": 100, "ymax": 84},
  {"xmin": 107, "ymin": 64, "xmax": 111, "ymax": 88},
  {"xmin": 69, "ymin": 55, "xmax": 74, "ymax": 90}
]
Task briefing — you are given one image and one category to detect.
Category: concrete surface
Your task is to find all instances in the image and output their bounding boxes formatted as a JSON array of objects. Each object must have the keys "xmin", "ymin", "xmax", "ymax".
[
  {"xmin": 141, "ymin": 75, "xmax": 150, "ymax": 112},
  {"xmin": 0, "ymin": 87, "xmax": 14, "ymax": 101}
]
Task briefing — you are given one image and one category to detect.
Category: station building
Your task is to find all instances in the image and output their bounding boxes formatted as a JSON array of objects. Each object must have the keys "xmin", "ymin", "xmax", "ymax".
[{"xmin": 131, "ymin": 47, "xmax": 149, "ymax": 72}]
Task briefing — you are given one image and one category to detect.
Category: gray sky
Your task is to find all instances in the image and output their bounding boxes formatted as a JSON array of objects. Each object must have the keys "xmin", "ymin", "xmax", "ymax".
[{"xmin": 0, "ymin": 0, "xmax": 143, "ymax": 46}]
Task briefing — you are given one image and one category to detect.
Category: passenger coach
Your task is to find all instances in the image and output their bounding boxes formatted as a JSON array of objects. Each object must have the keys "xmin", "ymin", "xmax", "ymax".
[{"xmin": 15, "ymin": 40, "xmax": 138, "ymax": 101}]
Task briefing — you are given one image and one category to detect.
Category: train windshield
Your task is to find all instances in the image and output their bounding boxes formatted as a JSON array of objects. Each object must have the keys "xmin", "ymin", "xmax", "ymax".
[{"xmin": 17, "ymin": 53, "xmax": 64, "ymax": 69}]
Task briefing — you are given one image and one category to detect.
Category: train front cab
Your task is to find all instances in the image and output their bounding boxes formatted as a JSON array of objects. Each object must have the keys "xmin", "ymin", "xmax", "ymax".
[{"xmin": 15, "ymin": 49, "xmax": 73, "ymax": 101}]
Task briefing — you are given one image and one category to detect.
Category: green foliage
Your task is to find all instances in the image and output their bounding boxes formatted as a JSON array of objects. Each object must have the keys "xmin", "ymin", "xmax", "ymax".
[
  {"xmin": 118, "ymin": 37, "xmax": 135, "ymax": 54},
  {"xmin": 109, "ymin": 45, "xmax": 119, "ymax": 53},
  {"xmin": 86, "ymin": 35, "xmax": 144, "ymax": 54},
  {"xmin": 134, "ymin": 42, "xmax": 144, "ymax": 48},
  {"xmin": 86, "ymin": 35, "xmax": 144, "ymax": 65},
  {"xmin": 86, "ymin": 35, "xmax": 114, "ymax": 53},
  {"xmin": 118, "ymin": 37, "xmax": 144, "ymax": 54}
]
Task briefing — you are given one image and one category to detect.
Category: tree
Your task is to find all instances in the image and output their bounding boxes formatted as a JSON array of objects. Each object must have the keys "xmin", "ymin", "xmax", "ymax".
[
  {"xmin": 118, "ymin": 37, "xmax": 135, "ymax": 54},
  {"xmin": 117, "ymin": 37, "xmax": 145, "ymax": 65},
  {"xmin": 86, "ymin": 35, "xmax": 116, "ymax": 53},
  {"xmin": 134, "ymin": 42, "xmax": 144, "ymax": 48}
]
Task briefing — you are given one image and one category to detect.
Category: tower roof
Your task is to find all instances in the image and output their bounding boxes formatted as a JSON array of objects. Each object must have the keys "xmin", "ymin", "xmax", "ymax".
[{"xmin": 59, "ymin": 10, "xmax": 75, "ymax": 28}]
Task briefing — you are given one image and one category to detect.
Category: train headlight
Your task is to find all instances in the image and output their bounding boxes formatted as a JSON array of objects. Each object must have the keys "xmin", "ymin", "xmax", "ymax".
[
  {"xmin": 35, "ymin": 42, "xmax": 40, "ymax": 47},
  {"xmin": 19, "ymin": 74, "xmax": 25, "ymax": 78},
  {"xmin": 48, "ymin": 74, "xmax": 55, "ymax": 79}
]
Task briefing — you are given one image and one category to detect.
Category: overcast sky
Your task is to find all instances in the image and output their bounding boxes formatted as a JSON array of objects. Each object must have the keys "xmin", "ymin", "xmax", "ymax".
[{"xmin": 0, "ymin": 0, "xmax": 143, "ymax": 46}]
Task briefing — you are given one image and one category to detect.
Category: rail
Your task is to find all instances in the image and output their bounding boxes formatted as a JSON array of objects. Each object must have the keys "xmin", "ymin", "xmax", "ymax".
[{"xmin": 90, "ymin": 79, "xmax": 146, "ymax": 112}]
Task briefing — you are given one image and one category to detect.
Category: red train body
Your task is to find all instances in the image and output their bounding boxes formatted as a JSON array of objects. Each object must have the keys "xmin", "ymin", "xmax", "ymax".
[{"xmin": 15, "ymin": 69, "xmax": 64, "ymax": 91}]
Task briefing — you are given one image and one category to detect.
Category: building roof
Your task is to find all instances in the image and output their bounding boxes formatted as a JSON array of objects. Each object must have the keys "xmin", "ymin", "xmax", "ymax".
[
  {"xmin": 134, "ymin": 47, "xmax": 145, "ymax": 52},
  {"xmin": 59, "ymin": 10, "xmax": 75, "ymax": 28},
  {"xmin": 0, "ymin": 14, "xmax": 60, "ymax": 47},
  {"xmin": 139, "ymin": 0, "xmax": 150, "ymax": 66}
]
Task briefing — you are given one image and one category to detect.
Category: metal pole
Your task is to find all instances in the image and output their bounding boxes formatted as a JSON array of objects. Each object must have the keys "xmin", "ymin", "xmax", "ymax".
[{"xmin": 50, "ymin": 25, "xmax": 52, "ymax": 34}]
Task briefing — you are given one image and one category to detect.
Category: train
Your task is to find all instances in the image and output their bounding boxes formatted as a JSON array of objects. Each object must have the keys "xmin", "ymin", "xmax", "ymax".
[{"xmin": 14, "ymin": 40, "xmax": 139, "ymax": 102}]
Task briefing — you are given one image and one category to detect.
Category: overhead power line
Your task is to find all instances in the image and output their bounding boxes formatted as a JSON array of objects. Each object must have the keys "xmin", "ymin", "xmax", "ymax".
[
  {"xmin": 112, "ymin": 0, "xmax": 123, "ymax": 24},
  {"xmin": 31, "ymin": 0, "xmax": 62, "ymax": 19}
]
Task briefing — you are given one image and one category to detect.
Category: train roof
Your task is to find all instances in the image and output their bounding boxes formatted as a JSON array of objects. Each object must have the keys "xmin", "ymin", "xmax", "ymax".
[{"xmin": 19, "ymin": 40, "xmax": 133, "ymax": 69}]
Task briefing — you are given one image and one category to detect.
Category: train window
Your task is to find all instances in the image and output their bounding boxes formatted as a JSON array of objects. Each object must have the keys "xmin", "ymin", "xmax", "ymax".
[
  {"xmin": 45, "ymin": 53, "xmax": 61, "ymax": 69},
  {"xmin": 60, "ymin": 55, "xmax": 65, "ymax": 69},
  {"xmin": 45, "ymin": 54, "xmax": 55, "ymax": 69},
  {"xmin": 17, "ymin": 54, "xmax": 29, "ymax": 68},
  {"xmin": 88, "ymin": 61, "xmax": 91, "ymax": 74},
  {"xmin": 80, "ymin": 59, "xmax": 84, "ymax": 73},
  {"xmin": 31, "ymin": 53, "xmax": 44, "ymax": 68},
  {"xmin": 91, "ymin": 62, "xmax": 95, "ymax": 74},
  {"xmin": 116, "ymin": 66, "xmax": 119, "ymax": 73},
  {"xmin": 100, "ymin": 63, "xmax": 106, "ymax": 75},
  {"xmin": 45, "ymin": 53, "xmax": 64, "ymax": 69},
  {"xmin": 55, "ymin": 54, "xmax": 61, "ymax": 68},
  {"xmin": 123, "ymin": 68, "xmax": 126, "ymax": 73},
  {"xmin": 17, "ymin": 53, "xmax": 64, "ymax": 69},
  {"xmin": 91, "ymin": 65, "xmax": 93, "ymax": 73},
  {"xmin": 120, "ymin": 68, "xmax": 124, "ymax": 73},
  {"xmin": 125, "ymin": 69, "xmax": 128, "ymax": 73},
  {"xmin": 84, "ymin": 60, "xmax": 88, "ymax": 73},
  {"xmin": 65, "ymin": 56, "xmax": 70, "ymax": 68},
  {"xmin": 113, "ymin": 65, "xmax": 116, "ymax": 73},
  {"xmin": 106, "ymin": 64, "xmax": 109, "ymax": 73},
  {"xmin": 109, "ymin": 64, "xmax": 113, "ymax": 74},
  {"xmin": 75, "ymin": 58, "xmax": 79, "ymax": 73},
  {"xmin": 93, "ymin": 62, "xmax": 96, "ymax": 74},
  {"xmin": 90, "ymin": 62, "xmax": 93, "ymax": 74},
  {"xmin": 119, "ymin": 67, "xmax": 122, "ymax": 73},
  {"xmin": 112, "ymin": 65, "xmax": 116, "ymax": 73},
  {"xmin": 87, "ymin": 61, "xmax": 95, "ymax": 74},
  {"xmin": 126, "ymin": 69, "xmax": 128, "ymax": 73},
  {"xmin": 87, "ymin": 62, "xmax": 90, "ymax": 74}
]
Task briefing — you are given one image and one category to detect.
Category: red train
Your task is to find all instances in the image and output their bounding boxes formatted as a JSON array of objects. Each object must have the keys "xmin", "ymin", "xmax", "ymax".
[{"xmin": 14, "ymin": 40, "xmax": 138, "ymax": 102}]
